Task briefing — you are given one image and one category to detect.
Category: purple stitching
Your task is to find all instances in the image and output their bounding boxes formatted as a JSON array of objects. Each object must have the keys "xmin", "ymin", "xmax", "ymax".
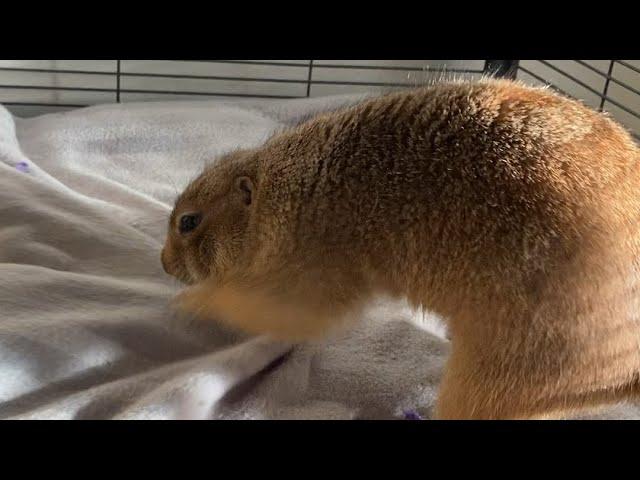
[{"xmin": 403, "ymin": 409, "xmax": 423, "ymax": 420}]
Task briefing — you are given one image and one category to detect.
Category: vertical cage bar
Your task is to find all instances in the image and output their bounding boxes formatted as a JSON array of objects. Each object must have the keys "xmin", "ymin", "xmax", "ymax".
[
  {"xmin": 484, "ymin": 60, "xmax": 519, "ymax": 79},
  {"xmin": 599, "ymin": 60, "xmax": 615, "ymax": 112},
  {"xmin": 306, "ymin": 60, "xmax": 314, "ymax": 97},
  {"xmin": 116, "ymin": 60, "xmax": 121, "ymax": 103}
]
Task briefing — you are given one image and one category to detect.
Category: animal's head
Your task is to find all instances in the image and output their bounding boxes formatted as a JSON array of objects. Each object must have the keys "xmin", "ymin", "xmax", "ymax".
[{"xmin": 161, "ymin": 149, "xmax": 257, "ymax": 285}]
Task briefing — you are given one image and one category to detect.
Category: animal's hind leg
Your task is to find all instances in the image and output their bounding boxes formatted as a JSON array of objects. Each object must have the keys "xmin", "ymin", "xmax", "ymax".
[
  {"xmin": 433, "ymin": 348, "xmax": 566, "ymax": 420},
  {"xmin": 433, "ymin": 351, "xmax": 506, "ymax": 420},
  {"xmin": 432, "ymin": 343, "xmax": 638, "ymax": 420}
]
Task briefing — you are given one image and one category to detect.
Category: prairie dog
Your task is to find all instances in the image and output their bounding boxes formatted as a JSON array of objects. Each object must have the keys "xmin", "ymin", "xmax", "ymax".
[{"xmin": 161, "ymin": 79, "xmax": 640, "ymax": 419}]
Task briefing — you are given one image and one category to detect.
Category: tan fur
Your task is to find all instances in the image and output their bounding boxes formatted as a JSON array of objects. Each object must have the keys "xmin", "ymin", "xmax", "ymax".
[{"xmin": 162, "ymin": 79, "xmax": 640, "ymax": 419}]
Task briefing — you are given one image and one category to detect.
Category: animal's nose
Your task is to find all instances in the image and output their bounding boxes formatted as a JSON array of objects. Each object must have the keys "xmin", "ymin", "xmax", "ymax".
[{"xmin": 161, "ymin": 248, "xmax": 171, "ymax": 275}]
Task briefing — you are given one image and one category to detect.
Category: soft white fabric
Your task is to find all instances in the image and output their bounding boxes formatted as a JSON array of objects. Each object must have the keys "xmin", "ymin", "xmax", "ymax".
[{"xmin": 0, "ymin": 96, "xmax": 638, "ymax": 420}]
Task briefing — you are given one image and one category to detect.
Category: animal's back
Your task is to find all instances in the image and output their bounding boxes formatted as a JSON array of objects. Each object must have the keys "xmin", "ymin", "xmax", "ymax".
[{"xmin": 259, "ymin": 79, "xmax": 640, "ymax": 296}]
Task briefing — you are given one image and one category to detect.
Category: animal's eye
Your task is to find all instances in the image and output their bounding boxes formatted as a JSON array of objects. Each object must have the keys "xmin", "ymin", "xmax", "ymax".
[{"xmin": 178, "ymin": 213, "xmax": 202, "ymax": 234}]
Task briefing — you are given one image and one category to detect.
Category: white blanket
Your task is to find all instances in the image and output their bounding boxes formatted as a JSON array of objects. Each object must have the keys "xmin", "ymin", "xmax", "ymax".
[{"xmin": 1, "ymin": 96, "xmax": 638, "ymax": 420}]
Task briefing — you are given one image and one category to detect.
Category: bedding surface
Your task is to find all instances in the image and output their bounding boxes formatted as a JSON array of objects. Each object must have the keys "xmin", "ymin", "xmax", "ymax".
[{"xmin": 1, "ymin": 96, "xmax": 638, "ymax": 420}]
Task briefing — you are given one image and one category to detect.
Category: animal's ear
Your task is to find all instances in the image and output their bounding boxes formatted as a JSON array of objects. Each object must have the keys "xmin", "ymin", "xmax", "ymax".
[{"xmin": 235, "ymin": 176, "xmax": 253, "ymax": 206}]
